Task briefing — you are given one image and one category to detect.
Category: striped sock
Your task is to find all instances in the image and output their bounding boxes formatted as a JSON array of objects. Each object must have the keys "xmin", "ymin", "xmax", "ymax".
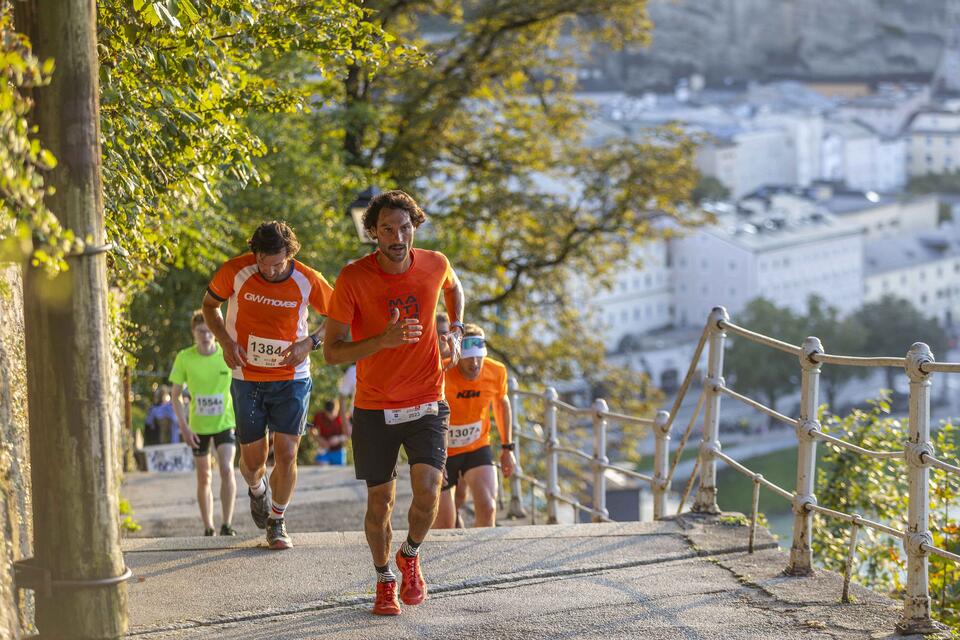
[
  {"xmin": 399, "ymin": 536, "xmax": 421, "ymax": 558},
  {"xmin": 270, "ymin": 500, "xmax": 287, "ymax": 521},
  {"xmin": 375, "ymin": 564, "xmax": 396, "ymax": 583}
]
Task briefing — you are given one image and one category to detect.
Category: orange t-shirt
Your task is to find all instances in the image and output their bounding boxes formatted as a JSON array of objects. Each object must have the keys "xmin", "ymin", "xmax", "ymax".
[
  {"xmin": 327, "ymin": 249, "xmax": 457, "ymax": 410},
  {"xmin": 444, "ymin": 358, "xmax": 508, "ymax": 456},
  {"xmin": 207, "ymin": 253, "xmax": 333, "ymax": 382}
]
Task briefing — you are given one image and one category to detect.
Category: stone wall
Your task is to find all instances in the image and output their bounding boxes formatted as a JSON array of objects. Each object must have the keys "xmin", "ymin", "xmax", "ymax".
[{"xmin": 0, "ymin": 265, "xmax": 32, "ymax": 639}]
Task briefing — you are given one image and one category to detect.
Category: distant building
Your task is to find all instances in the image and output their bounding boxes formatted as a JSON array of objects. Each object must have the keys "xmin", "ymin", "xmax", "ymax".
[
  {"xmin": 817, "ymin": 189, "xmax": 939, "ymax": 238},
  {"xmin": 696, "ymin": 127, "xmax": 797, "ymax": 199},
  {"xmin": 834, "ymin": 84, "xmax": 932, "ymax": 137},
  {"xmin": 864, "ymin": 230, "xmax": 960, "ymax": 326},
  {"xmin": 590, "ymin": 243, "xmax": 674, "ymax": 351},
  {"xmin": 905, "ymin": 109, "xmax": 960, "ymax": 176},
  {"xmin": 670, "ymin": 203, "xmax": 864, "ymax": 325},
  {"xmin": 821, "ymin": 120, "xmax": 906, "ymax": 192}
]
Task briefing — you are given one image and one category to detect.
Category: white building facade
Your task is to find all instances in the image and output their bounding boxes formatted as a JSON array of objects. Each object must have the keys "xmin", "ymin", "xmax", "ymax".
[
  {"xmin": 670, "ymin": 215, "xmax": 864, "ymax": 326},
  {"xmin": 905, "ymin": 110, "xmax": 960, "ymax": 176},
  {"xmin": 864, "ymin": 232, "xmax": 960, "ymax": 326},
  {"xmin": 590, "ymin": 243, "xmax": 674, "ymax": 351}
]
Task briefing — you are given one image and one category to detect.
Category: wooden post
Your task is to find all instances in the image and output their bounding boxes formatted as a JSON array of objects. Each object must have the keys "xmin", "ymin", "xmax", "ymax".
[{"xmin": 16, "ymin": 1, "xmax": 128, "ymax": 637}]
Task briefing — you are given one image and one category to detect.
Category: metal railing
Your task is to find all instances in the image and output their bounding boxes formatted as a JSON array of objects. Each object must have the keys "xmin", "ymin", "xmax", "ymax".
[
  {"xmin": 507, "ymin": 385, "xmax": 664, "ymax": 524},
  {"xmin": 507, "ymin": 306, "xmax": 960, "ymax": 634}
]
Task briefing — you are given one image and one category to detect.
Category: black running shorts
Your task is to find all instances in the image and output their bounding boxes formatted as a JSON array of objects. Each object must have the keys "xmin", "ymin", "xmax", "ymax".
[
  {"xmin": 192, "ymin": 428, "xmax": 236, "ymax": 457},
  {"xmin": 442, "ymin": 445, "xmax": 494, "ymax": 490},
  {"xmin": 352, "ymin": 400, "xmax": 450, "ymax": 487}
]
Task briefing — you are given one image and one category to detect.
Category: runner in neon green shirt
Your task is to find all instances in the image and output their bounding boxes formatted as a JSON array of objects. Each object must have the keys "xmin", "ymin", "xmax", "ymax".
[{"xmin": 170, "ymin": 311, "xmax": 238, "ymax": 536}]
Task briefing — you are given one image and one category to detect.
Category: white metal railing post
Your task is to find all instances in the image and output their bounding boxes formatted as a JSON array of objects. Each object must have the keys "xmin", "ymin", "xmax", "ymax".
[
  {"xmin": 898, "ymin": 342, "xmax": 940, "ymax": 634},
  {"xmin": 507, "ymin": 377, "xmax": 527, "ymax": 519},
  {"xmin": 544, "ymin": 387, "xmax": 560, "ymax": 524},
  {"xmin": 653, "ymin": 410, "xmax": 671, "ymax": 520},
  {"xmin": 693, "ymin": 306, "xmax": 728, "ymax": 513},
  {"xmin": 592, "ymin": 399, "xmax": 610, "ymax": 522},
  {"xmin": 787, "ymin": 336, "xmax": 823, "ymax": 576}
]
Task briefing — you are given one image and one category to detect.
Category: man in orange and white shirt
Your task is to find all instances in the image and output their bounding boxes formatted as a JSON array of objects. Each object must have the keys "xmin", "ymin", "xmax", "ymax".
[
  {"xmin": 324, "ymin": 190, "xmax": 464, "ymax": 616},
  {"xmin": 202, "ymin": 221, "xmax": 332, "ymax": 550},
  {"xmin": 435, "ymin": 324, "xmax": 516, "ymax": 529}
]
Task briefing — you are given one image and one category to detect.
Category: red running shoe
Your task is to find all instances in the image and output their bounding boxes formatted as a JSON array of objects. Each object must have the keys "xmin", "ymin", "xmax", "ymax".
[
  {"xmin": 395, "ymin": 551, "xmax": 427, "ymax": 605},
  {"xmin": 372, "ymin": 580, "xmax": 401, "ymax": 616}
]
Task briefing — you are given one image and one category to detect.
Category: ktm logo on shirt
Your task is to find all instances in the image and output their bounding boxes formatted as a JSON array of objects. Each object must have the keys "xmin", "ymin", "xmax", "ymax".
[
  {"xmin": 243, "ymin": 292, "xmax": 297, "ymax": 308},
  {"xmin": 456, "ymin": 390, "xmax": 481, "ymax": 399},
  {"xmin": 388, "ymin": 295, "xmax": 420, "ymax": 319}
]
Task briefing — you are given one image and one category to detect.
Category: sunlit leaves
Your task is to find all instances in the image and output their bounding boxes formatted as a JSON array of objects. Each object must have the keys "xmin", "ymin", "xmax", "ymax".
[
  {"xmin": 0, "ymin": 11, "xmax": 70, "ymax": 271},
  {"xmin": 814, "ymin": 399, "xmax": 959, "ymax": 626}
]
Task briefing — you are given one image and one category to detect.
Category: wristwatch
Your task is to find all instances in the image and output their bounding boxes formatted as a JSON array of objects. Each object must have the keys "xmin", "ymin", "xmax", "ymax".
[
  {"xmin": 501, "ymin": 442, "xmax": 515, "ymax": 451},
  {"xmin": 310, "ymin": 334, "xmax": 322, "ymax": 351},
  {"xmin": 450, "ymin": 321, "xmax": 464, "ymax": 335}
]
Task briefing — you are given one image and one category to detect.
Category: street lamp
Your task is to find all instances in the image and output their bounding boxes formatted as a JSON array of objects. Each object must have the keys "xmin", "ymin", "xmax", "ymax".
[{"xmin": 347, "ymin": 186, "xmax": 380, "ymax": 243}]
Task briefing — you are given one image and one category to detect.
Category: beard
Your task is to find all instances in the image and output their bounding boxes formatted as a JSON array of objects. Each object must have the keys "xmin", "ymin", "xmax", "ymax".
[{"xmin": 379, "ymin": 241, "xmax": 409, "ymax": 263}]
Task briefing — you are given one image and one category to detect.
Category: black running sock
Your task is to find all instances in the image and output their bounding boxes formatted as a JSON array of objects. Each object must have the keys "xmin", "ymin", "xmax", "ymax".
[
  {"xmin": 400, "ymin": 536, "xmax": 421, "ymax": 558},
  {"xmin": 376, "ymin": 563, "xmax": 396, "ymax": 583}
]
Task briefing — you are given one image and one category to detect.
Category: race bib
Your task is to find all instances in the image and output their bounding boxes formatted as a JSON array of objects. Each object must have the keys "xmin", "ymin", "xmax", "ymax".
[
  {"xmin": 384, "ymin": 402, "xmax": 439, "ymax": 426},
  {"xmin": 246, "ymin": 335, "xmax": 291, "ymax": 368},
  {"xmin": 194, "ymin": 394, "xmax": 224, "ymax": 417},
  {"xmin": 448, "ymin": 420, "xmax": 482, "ymax": 448}
]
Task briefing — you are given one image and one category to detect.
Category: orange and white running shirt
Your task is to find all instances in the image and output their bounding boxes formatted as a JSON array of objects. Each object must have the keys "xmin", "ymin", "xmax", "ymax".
[
  {"xmin": 444, "ymin": 358, "xmax": 508, "ymax": 456},
  {"xmin": 327, "ymin": 248, "xmax": 457, "ymax": 410},
  {"xmin": 207, "ymin": 253, "xmax": 333, "ymax": 382}
]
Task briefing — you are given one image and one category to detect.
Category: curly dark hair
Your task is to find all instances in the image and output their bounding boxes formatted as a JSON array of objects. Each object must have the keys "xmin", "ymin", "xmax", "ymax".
[
  {"xmin": 362, "ymin": 190, "xmax": 427, "ymax": 238},
  {"xmin": 248, "ymin": 220, "xmax": 300, "ymax": 257}
]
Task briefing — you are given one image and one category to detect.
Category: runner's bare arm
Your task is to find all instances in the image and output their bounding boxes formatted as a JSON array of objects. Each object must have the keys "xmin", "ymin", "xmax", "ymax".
[
  {"xmin": 441, "ymin": 270, "xmax": 465, "ymax": 369},
  {"xmin": 201, "ymin": 292, "xmax": 246, "ymax": 368},
  {"xmin": 443, "ymin": 269, "xmax": 465, "ymax": 327},
  {"xmin": 170, "ymin": 384, "xmax": 200, "ymax": 448},
  {"xmin": 323, "ymin": 309, "xmax": 422, "ymax": 365},
  {"xmin": 495, "ymin": 394, "xmax": 516, "ymax": 476}
]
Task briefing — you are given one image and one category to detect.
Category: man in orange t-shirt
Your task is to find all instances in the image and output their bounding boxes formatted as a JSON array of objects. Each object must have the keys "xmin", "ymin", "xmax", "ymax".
[
  {"xmin": 435, "ymin": 324, "xmax": 516, "ymax": 529},
  {"xmin": 202, "ymin": 221, "xmax": 332, "ymax": 550},
  {"xmin": 324, "ymin": 190, "xmax": 464, "ymax": 616}
]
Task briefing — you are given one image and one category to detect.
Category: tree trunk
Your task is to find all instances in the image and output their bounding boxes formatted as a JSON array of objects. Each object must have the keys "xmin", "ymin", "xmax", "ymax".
[{"xmin": 15, "ymin": 1, "xmax": 128, "ymax": 638}]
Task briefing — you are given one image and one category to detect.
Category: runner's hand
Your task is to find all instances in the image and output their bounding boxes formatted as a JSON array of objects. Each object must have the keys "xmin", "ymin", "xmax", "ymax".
[
  {"xmin": 278, "ymin": 338, "xmax": 312, "ymax": 368},
  {"xmin": 500, "ymin": 449, "xmax": 517, "ymax": 478},
  {"xmin": 381, "ymin": 308, "xmax": 422, "ymax": 348},
  {"xmin": 180, "ymin": 425, "xmax": 200, "ymax": 449},
  {"xmin": 443, "ymin": 330, "xmax": 462, "ymax": 371},
  {"xmin": 222, "ymin": 337, "xmax": 247, "ymax": 369}
]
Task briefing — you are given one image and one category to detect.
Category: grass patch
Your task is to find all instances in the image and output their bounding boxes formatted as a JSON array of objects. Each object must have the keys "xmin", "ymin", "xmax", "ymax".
[{"xmin": 716, "ymin": 446, "xmax": 799, "ymax": 517}]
